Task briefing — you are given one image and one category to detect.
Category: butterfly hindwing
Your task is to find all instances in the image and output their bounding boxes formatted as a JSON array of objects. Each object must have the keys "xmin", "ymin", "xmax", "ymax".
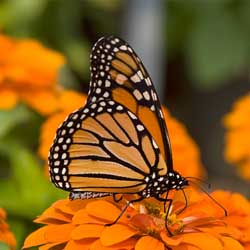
[
  {"xmin": 48, "ymin": 99, "xmax": 168, "ymax": 196},
  {"xmin": 88, "ymin": 36, "xmax": 172, "ymax": 167}
]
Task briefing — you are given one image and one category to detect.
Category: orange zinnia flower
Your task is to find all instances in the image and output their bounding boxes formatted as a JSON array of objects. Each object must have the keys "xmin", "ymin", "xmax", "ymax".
[
  {"xmin": 205, "ymin": 190, "xmax": 250, "ymax": 249},
  {"xmin": 23, "ymin": 188, "xmax": 244, "ymax": 250},
  {"xmin": 0, "ymin": 208, "xmax": 16, "ymax": 249},
  {"xmin": 0, "ymin": 34, "xmax": 65, "ymax": 115},
  {"xmin": 223, "ymin": 94, "xmax": 250, "ymax": 180}
]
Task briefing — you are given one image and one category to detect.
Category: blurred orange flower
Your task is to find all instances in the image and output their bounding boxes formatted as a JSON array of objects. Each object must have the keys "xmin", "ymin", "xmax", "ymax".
[
  {"xmin": 0, "ymin": 34, "xmax": 65, "ymax": 115},
  {"xmin": 163, "ymin": 108, "xmax": 205, "ymax": 178},
  {"xmin": 23, "ymin": 189, "xmax": 245, "ymax": 250},
  {"xmin": 223, "ymin": 94, "xmax": 250, "ymax": 180},
  {"xmin": 38, "ymin": 90, "xmax": 87, "ymax": 164},
  {"xmin": 0, "ymin": 208, "xmax": 16, "ymax": 249}
]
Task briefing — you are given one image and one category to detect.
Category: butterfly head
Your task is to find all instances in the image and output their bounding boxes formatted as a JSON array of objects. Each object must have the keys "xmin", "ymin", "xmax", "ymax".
[
  {"xmin": 143, "ymin": 171, "xmax": 189, "ymax": 198},
  {"xmin": 166, "ymin": 171, "xmax": 189, "ymax": 190}
]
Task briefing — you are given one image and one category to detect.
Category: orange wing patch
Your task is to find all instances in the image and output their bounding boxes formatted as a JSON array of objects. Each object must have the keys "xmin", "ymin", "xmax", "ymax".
[
  {"xmin": 96, "ymin": 113, "xmax": 129, "ymax": 144},
  {"xmin": 71, "ymin": 184, "xmax": 147, "ymax": 194},
  {"xmin": 112, "ymin": 87, "xmax": 166, "ymax": 160},
  {"xmin": 141, "ymin": 135, "xmax": 156, "ymax": 167},
  {"xmin": 116, "ymin": 52, "xmax": 137, "ymax": 70},
  {"xmin": 114, "ymin": 112, "xmax": 138, "ymax": 145},
  {"xmin": 73, "ymin": 130, "xmax": 99, "ymax": 144},
  {"xmin": 82, "ymin": 117, "xmax": 113, "ymax": 139},
  {"xmin": 68, "ymin": 144, "xmax": 109, "ymax": 158},
  {"xmin": 68, "ymin": 160, "xmax": 144, "ymax": 180},
  {"xmin": 104, "ymin": 141, "xmax": 150, "ymax": 174}
]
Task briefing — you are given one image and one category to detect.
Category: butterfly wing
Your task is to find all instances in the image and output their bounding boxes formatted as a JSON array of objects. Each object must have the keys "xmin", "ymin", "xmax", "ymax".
[
  {"xmin": 48, "ymin": 100, "xmax": 167, "ymax": 197},
  {"xmin": 88, "ymin": 36, "xmax": 173, "ymax": 169}
]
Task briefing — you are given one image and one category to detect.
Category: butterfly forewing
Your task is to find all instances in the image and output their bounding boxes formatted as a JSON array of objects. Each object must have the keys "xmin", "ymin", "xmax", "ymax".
[
  {"xmin": 48, "ymin": 99, "xmax": 167, "ymax": 196},
  {"xmin": 89, "ymin": 36, "xmax": 172, "ymax": 168}
]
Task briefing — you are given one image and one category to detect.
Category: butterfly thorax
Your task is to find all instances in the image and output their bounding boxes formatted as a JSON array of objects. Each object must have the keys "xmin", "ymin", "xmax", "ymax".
[{"xmin": 140, "ymin": 171, "xmax": 188, "ymax": 198}]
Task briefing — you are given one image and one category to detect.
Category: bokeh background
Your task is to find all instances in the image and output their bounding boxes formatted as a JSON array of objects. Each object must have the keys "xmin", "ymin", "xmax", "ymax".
[{"xmin": 1, "ymin": 0, "xmax": 250, "ymax": 248}]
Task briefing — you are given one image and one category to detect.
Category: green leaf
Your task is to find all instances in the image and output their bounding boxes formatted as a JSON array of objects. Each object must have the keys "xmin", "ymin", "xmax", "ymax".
[
  {"xmin": 0, "ymin": 0, "xmax": 47, "ymax": 36},
  {"xmin": 63, "ymin": 39, "xmax": 90, "ymax": 78},
  {"xmin": 0, "ymin": 141, "xmax": 66, "ymax": 219},
  {"xmin": 0, "ymin": 242, "xmax": 9, "ymax": 250},
  {"xmin": 186, "ymin": 6, "xmax": 249, "ymax": 89},
  {"xmin": 8, "ymin": 218, "xmax": 29, "ymax": 250},
  {"xmin": 0, "ymin": 105, "xmax": 31, "ymax": 138}
]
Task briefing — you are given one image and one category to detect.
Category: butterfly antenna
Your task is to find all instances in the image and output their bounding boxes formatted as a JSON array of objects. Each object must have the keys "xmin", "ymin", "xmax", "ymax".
[
  {"xmin": 186, "ymin": 177, "xmax": 211, "ymax": 189},
  {"xmin": 188, "ymin": 180, "xmax": 227, "ymax": 216}
]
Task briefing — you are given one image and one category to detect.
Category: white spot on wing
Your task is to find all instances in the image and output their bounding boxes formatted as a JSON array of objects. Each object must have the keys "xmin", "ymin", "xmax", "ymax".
[
  {"xmin": 116, "ymin": 74, "xmax": 127, "ymax": 85},
  {"xmin": 105, "ymin": 80, "xmax": 111, "ymax": 87},
  {"xmin": 53, "ymin": 168, "xmax": 59, "ymax": 173},
  {"xmin": 120, "ymin": 45, "xmax": 127, "ymax": 50},
  {"xmin": 137, "ymin": 70, "xmax": 144, "ymax": 80},
  {"xmin": 131, "ymin": 74, "xmax": 140, "ymax": 83},
  {"xmin": 128, "ymin": 111, "xmax": 137, "ymax": 120},
  {"xmin": 152, "ymin": 139, "xmax": 158, "ymax": 149},
  {"xmin": 136, "ymin": 124, "xmax": 144, "ymax": 131},
  {"xmin": 143, "ymin": 91, "xmax": 150, "ymax": 100},
  {"xmin": 133, "ymin": 89, "xmax": 143, "ymax": 100}
]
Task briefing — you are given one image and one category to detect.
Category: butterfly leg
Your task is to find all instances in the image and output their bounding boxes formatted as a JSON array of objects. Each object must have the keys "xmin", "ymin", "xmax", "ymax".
[
  {"xmin": 176, "ymin": 189, "xmax": 187, "ymax": 215},
  {"xmin": 157, "ymin": 193, "xmax": 173, "ymax": 236},
  {"xmin": 106, "ymin": 196, "xmax": 145, "ymax": 226},
  {"xmin": 112, "ymin": 193, "xmax": 123, "ymax": 202}
]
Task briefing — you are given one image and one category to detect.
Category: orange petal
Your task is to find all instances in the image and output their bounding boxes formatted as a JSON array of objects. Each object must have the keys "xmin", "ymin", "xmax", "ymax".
[
  {"xmin": 38, "ymin": 242, "xmax": 66, "ymax": 250},
  {"xmin": 112, "ymin": 238, "xmax": 137, "ymax": 249},
  {"xmin": 130, "ymin": 214, "xmax": 156, "ymax": 231},
  {"xmin": 85, "ymin": 200, "xmax": 121, "ymax": 222},
  {"xmin": 100, "ymin": 224, "xmax": 137, "ymax": 246},
  {"xmin": 221, "ymin": 236, "xmax": 243, "ymax": 250},
  {"xmin": 21, "ymin": 90, "xmax": 59, "ymax": 115},
  {"xmin": 244, "ymin": 243, "xmax": 250, "ymax": 250},
  {"xmin": 59, "ymin": 90, "xmax": 86, "ymax": 112},
  {"xmin": 53, "ymin": 199, "xmax": 86, "ymax": 215},
  {"xmin": 90, "ymin": 239, "xmax": 113, "ymax": 250},
  {"xmin": 160, "ymin": 231, "xmax": 182, "ymax": 246},
  {"xmin": 242, "ymin": 228, "xmax": 250, "ymax": 241},
  {"xmin": 65, "ymin": 239, "xmax": 95, "ymax": 250},
  {"xmin": 183, "ymin": 216, "xmax": 219, "ymax": 228},
  {"xmin": 45, "ymin": 224, "xmax": 74, "ymax": 242},
  {"xmin": 71, "ymin": 224, "xmax": 104, "ymax": 240},
  {"xmin": 199, "ymin": 226, "xmax": 242, "ymax": 240},
  {"xmin": 23, "ymin": 226, "xmax": 49, "ymax": 248},
  {"xmin": 171, "ymin": 244, "xmax": 200, "ymax": 250},
  {"xmin": 34, "ymin": 206, "xmax": 72, "ymax": 225},
  {"xmin": 72, "ymin": 209, "xmax": 104, "ymax": 225},
  {"xmin": 0, "ymin": 230, "xmax": 16, "ymax": 248},
  {"xmin": 7, "ymin": 39, "xmax": 65, "ymax": 87},
  {"xmin": 0, "ymin": 89, "xmax": 18, "ymax": 110},
  {"xmin": 231, "ymin": 193, "xmax": 250, "ymax": 214},
  {"xmin": 0, "ymin": 208, "xmax": 6, "ymax": 218},
  {"xmin": 181, "ymin": 232, "xmax": 223, "ymax": 250},
  {"xmin": 90, "ymin": 238, "xmax": 136, "ymax": 250},
  {"xmin": 135, "ymin": 236, "xmax": 164, "ymax": 250}
]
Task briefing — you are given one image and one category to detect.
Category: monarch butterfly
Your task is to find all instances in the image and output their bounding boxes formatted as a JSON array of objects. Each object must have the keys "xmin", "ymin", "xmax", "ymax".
[{"xmin": 49, "ymin": 36, "xmax": 223, "ymax": 225}]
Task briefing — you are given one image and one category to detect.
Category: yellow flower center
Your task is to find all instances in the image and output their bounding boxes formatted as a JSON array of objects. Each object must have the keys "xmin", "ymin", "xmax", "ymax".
[{"xmin": 167, "ymin": 214, "xmax": 184, "ymax": 235}]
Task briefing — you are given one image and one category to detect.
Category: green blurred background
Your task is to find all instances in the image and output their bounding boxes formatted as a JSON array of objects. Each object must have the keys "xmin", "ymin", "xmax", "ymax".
[{"xmin": 0, "ymin": 0, "xmax": 250, "ymax": 248}]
